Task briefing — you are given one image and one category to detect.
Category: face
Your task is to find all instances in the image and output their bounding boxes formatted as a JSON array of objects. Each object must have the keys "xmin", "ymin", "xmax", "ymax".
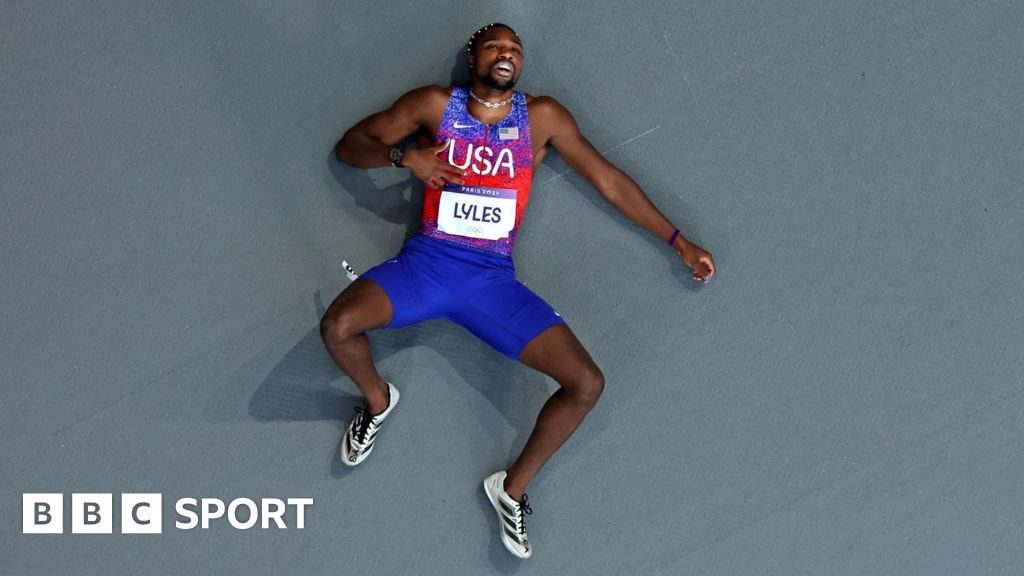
[{"xmin": 467, "ymin": 27, "xmax": 523, "ymax": 91}]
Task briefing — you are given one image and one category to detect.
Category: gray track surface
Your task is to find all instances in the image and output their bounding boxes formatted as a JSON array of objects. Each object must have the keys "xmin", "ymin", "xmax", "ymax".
[{"xmin": 3, "ymin": 1, "xmax": 1022, "ymax": 574}]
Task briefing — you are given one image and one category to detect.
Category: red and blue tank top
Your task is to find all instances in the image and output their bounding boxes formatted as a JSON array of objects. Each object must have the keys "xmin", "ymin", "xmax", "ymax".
[{"xmin": 419, "ymin": 85, "xmax": 533, "ymax": 258}]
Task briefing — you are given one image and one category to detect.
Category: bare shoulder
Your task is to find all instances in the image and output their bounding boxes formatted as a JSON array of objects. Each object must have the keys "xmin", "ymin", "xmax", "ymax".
[
  {"xmin": 525, "ymin": 94, "xmax": 572, "ymax": 120},
  {"xmin": 383, "ymin": 84, "xmax": 451, "ymax": 132},
  {"xmin": 526, "ymin": 93, "xmax": 580, "ymax": 146}
]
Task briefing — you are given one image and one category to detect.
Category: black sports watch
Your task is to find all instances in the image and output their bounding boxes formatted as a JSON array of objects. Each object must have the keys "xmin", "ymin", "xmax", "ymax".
[{"xmin": 389, "ymin": 145, "xmax": 406, "ymax": 167}]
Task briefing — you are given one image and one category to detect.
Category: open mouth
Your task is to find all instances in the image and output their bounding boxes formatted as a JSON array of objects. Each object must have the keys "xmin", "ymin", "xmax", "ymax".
[{"xmin": 493, "ymin": 61, "xmax": 514, "ymax": 77}]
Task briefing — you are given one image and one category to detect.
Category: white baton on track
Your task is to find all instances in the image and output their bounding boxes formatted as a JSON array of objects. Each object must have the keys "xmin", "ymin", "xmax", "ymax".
[{"xmin": 342, "ymin": 260, "xmax": 359, "ymax": 282}]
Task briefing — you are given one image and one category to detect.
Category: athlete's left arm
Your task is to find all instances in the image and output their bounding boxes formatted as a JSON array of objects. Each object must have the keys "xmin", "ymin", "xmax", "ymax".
[{"xmin": 540, "ymin": 97, "xmax": 716, "ymax": 283}]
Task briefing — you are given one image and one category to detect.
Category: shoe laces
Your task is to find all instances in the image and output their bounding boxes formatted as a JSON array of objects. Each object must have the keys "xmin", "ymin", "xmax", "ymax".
[
  {"xmin": 352, "ymin": 388, "xmax": 390, "ymax": 444},
  {"xmin": 515, "ymin": 494, "xmax": 533, "ymax": 538},
  {"xmin": 351, "ymin": 405, "xmax": 378, "ymax": 444}
]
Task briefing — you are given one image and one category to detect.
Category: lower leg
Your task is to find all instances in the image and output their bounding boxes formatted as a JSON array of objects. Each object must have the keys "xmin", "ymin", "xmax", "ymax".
[
  {"xmin": 319, "ymin": 279, "xmax": 395, "ymax": 415},
  {"xmin": 503, "ymin": 387, "xmax": 596, "ymax": 500},
  {"xmin": 322, "ymin": 330, "xmax": 390, "ymax": 414},
  {"xmin": 505, "ymin": 324, "xmax": 604, "ymax": 500}
]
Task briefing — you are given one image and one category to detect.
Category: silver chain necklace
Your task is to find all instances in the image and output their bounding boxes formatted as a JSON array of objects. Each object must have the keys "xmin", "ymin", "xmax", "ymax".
[{"xmin": 469, "ymin": 90, "xmax": 513, "ymax": 108}]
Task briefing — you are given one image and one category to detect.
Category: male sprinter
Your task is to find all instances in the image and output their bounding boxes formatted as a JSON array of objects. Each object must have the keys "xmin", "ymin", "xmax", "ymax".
[{"xmin": 322, "ymin": 23, "xmax": 716, "ymax": 558}]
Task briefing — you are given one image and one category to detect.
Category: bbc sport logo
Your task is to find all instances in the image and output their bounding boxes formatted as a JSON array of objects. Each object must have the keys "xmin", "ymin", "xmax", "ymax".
[{"xmin": 23, "ymin": 493, "xmax": 313, "ymax": 534}]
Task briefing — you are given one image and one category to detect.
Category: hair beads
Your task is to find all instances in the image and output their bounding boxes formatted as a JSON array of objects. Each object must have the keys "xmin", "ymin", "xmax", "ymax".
[{"xmin": 467, "ymin": 22, "xmax": 519, "ymax": 55}]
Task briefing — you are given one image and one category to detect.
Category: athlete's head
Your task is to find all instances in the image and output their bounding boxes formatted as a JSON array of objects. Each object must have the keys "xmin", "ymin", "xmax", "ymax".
[{"xmin": 465, "ymin": 23, "xmax": 523, "ymax": 91}]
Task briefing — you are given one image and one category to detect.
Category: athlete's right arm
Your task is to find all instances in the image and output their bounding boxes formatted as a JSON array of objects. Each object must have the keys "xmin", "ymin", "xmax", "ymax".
[{"xmin": 334, "ymin": 86, "xmax": 466, "ymax": 186}]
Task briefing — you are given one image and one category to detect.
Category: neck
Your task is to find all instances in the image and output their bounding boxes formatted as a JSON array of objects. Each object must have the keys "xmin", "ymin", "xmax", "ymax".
[{"xmin": 470, "ymin": 81, "xmax": 513, "ymax": 101}]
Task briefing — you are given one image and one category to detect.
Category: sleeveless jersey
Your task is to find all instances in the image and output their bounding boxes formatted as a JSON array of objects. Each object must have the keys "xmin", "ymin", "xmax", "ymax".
[{"xmin": 419, "ymin": 85, "xmax": 533, "ymax": 258}]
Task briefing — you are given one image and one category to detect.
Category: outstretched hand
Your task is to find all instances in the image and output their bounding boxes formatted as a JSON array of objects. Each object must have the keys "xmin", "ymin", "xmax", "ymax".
[
  {"xmin": 402, "ymin": 139, "xmax": 467, "ymax": 188},
  {"xmin": 675, "ymin": 240, "xmax": 716, "ymax": 284}
]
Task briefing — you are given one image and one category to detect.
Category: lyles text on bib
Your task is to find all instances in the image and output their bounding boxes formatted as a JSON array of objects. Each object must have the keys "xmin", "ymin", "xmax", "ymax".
[{"xmin": 437, "ymin": 184, "xmax": 517, "ymax": 241}]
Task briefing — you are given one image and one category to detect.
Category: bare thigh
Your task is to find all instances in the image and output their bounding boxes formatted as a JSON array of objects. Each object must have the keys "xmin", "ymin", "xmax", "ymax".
[
  {"xmin": 518, "ymin": 323, "xmax": 603, "ymax": 387},
  {"xmin": 321, "ymin": 277, "xmax": 395, "ymax": 339}
]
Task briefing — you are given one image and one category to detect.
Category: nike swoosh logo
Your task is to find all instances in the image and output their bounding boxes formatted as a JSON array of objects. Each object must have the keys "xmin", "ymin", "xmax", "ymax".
[{"xmin": 454, "ymin": 122, "xmax": 475, "ymax": 129}]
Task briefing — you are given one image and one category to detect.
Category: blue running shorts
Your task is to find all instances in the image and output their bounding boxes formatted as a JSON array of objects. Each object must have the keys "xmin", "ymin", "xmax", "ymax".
[{"xmin": 360, "ymin": 234, "xmax": 565, "ymax": 360}]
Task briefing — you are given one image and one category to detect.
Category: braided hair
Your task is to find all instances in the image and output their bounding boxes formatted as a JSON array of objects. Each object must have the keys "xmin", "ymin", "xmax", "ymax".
[{"xmin": 466, "ymin": 22, "xmax": 520, "ymax": 56}]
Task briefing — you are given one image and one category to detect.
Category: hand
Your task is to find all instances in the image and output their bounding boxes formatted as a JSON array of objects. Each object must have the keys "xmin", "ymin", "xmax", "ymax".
[
  {"xmin": 675, "ymin": 239, "xmax": 716, "ymax": 284},
  {"xmin": 402, "ymin": 139, "xmax": 467, "ymax": 188}
]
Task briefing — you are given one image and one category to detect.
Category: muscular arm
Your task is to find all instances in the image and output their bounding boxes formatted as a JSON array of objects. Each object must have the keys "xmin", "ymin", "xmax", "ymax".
[
  {"xmin": 538, "ymin": 97, "xmax": 716, "ymax": 281},
  {"xmin": 334, "ymin": 85, "xmax": 466, "ymax": 186},
  {"xmin": 540, "ymin": 98, "xmax": 683, "ymax": 250},
  {"xmin": 334, "ymin": 86, "xmax": 439, "ymax": 168}
]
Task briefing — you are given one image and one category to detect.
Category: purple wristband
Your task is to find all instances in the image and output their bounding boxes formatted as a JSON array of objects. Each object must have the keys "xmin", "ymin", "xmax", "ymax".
[{"xmin": 667, "ymin": 228, "xmax": 680, "ymax": 246}]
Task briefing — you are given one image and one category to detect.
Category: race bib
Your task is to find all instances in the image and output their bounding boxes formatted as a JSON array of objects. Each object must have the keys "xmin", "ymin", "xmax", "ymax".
[{"xmin": 437, "ymin": 184, "xmax": 517, "ymax": 240}]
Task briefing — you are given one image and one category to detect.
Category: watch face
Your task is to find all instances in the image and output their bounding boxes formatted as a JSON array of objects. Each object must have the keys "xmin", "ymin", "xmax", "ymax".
[{"xmin": 390, "ymin": 147, "xmax": 403, "ymax": 166}]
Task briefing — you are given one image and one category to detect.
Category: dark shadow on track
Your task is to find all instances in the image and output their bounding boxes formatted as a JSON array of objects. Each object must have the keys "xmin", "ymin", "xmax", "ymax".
[{"xmin": 325, "ymin": 150, "xmax": 422, "ymax": 230}]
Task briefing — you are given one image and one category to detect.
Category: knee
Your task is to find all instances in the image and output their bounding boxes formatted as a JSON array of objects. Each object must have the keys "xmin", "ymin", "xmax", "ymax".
[
  {"xmin": 567, "ymin": 364, "xmax": 605, "ymax": 409},
  {"xmin": 319, "ymin": 309, "xmax": 357, "ymax": 347}
]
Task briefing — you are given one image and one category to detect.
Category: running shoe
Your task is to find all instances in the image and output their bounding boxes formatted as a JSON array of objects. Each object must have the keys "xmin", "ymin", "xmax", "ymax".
[
  {"xmin": 340, "ymin": 382, "xmax": 399, "ymax": 466},
  {"xmin": 483, "ymin": 470, "xmax": 533, "ymax": 559}
]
